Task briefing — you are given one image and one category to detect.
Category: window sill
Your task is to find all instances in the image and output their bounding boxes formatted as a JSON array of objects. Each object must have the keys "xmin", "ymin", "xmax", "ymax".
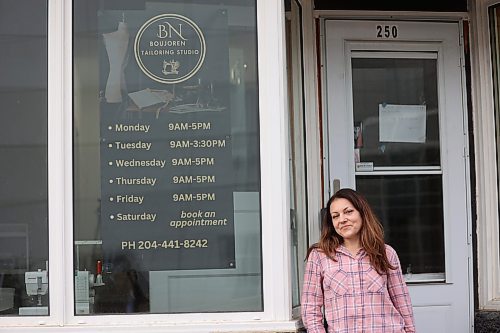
[{"xmin": 0, "ymin": 319, "xmax": 302, "ymax": 333}]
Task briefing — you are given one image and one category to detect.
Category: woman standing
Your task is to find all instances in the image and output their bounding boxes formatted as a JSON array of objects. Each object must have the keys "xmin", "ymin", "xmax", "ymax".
[{"xmin": 301, "ymin": 188, "xmax": 416, "ymax": 333}]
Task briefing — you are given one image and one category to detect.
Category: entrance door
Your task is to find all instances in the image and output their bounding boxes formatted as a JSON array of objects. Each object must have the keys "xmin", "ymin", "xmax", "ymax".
[{"xmin": 324, "ymin": 20, "xmax": 472, "ymax": 332}]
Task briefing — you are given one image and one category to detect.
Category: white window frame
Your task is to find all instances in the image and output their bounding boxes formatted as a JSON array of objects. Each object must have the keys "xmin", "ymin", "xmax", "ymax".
[
  {"xmin": 471, "ymin": 0, "xmax": 500, "ymax": 310},
  {"xmin": 286, "ymin": 0, "xmax": 305, "ymax": 317},
  {"xmin": 302, "ymin": 0, "xmax": 324, "ymax": 247},
  {"xmin": 1, "ymin": 0, "xmax": 297, "ymax": 330}
]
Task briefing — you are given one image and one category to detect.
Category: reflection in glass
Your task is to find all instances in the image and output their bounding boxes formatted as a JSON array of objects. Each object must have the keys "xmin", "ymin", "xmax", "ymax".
[
  {"xmin": 357, "ymin": 175, "xmax": 445, "ymax": 277},
  {"xmin": 73, "ymin": 0, "xmax": 262, "ymax": 314},
  {"xmin": 0, "ymin": 0, "xmax": 49, "ymax": 316},
  {"xmin": 352, "ymin": 58, "xmax": 440, "ymax": 167}
]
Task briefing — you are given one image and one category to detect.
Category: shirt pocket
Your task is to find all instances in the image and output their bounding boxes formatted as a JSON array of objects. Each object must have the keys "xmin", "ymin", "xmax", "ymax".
[
  {"xmin": 323, "ymin": 270, "xmax": 350, "ymax": 297},
  {"xmin": 364, "ymin": 268, "xmax": 387, "ymax": 293}
]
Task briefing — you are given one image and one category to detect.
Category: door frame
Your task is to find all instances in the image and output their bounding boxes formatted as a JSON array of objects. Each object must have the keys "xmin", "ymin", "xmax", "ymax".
[
  {"xmin": 317, "ymin": 17, "xmax": 474, "ymax": 332},
  {"xmin": 470, "ymin": 0, "xmax": 500, "ymax": 311}
]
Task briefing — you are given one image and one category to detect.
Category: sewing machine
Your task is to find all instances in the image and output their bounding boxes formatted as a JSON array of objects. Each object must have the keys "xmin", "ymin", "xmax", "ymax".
[{"xmin": 19, "ymin": 269, "xmax": 48, "ymax": 316}]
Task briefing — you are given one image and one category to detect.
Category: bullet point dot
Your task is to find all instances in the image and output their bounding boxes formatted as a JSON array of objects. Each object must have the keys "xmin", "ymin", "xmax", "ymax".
[
  {"xmin": 108, "ymin": 161, "xmax": 113, "ymax": 166},
  {"xmin": 108, "ymin": 144, "xmax": 112, "ymax": 148},
  {"xmin": 110, "ymin": 215, "xmax": 114, "ymax": 219},
  {"xmin": 109, "ymin": 197, "xmax": 114, "ymax": 202},
  {"xmin": 109, "ymin": 179, "xmax": 114, "ymax": 184},
  {"xmin": 108, "ymin": 126, "xmax": 112, "ymax": 130}
]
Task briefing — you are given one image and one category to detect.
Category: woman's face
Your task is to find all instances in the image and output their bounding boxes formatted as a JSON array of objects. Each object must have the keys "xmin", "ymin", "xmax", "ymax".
[{"xmin": 330, "ymin": 198, "xmax": 363, "ymax": 242}]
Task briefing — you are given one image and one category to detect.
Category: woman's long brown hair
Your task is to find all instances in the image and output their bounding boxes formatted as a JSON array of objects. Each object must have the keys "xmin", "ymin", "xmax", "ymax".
[{"xmin": 308, "ymin": 188, "xmax": 395, "ymax": 274}]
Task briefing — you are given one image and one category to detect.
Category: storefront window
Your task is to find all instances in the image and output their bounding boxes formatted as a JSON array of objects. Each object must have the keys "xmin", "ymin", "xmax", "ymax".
[
  {"xmin": 73, "ymin": 0, "xmax": 262, "ymax": 315},
  {"xmin": 0, "ymin": 0, "xmax": 48, "ymax": 316}
]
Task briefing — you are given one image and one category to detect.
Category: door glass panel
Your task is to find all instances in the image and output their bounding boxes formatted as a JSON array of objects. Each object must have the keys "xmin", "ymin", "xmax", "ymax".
[
  {"xmin": 352, "ymin": 56, "xmax": 445, "ymax": 282},
  {"xmin": 356, "ymin": 175, "xmax": 445, "ymax": 278},
  {"xmin": 352, "ymin": 57, "xmax": 440, "ymax": 168}
]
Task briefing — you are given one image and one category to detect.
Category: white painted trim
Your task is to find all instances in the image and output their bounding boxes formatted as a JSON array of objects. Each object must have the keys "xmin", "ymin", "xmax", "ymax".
[
  {"xmin": 457, "ymin": 19, "xmax": 475, "ymax": 329},
  {"xmin": 63, "ymin": 0, "xmax": 75, "ymax": 324},
  {"xmin": 257, "ymin": 0, "xmax": 293, "ymax": 322},
  {"xmin": 49, "ymin": 0, "xmax": 67, "ymax": 326},
  {"xmin": 372, "ymin": 166, "xmax": 442, "ymax": 171},
  {"xmin": 351, "ymin": 51, "xmax": 438, "ymax": 59},
  {"xmin": 319, "ymin": 18, "xmax": 330, "ymax": 202},
  {"xmin": 0, "ymin": 320, "xmax": 301, "ymax": 333},
  {"xmin": 355, "ymin": 171, "xmax": 443, "ymax": 176},
  {"xmin": 288, "ymin": 0, "xmax": 308, "ymax": 304},
  {"xmin": 470, "ymin": 0, "xmax": 500, "ymax": 310},
  {"xmin": 302, "ymin": 0, "xmax": 324, "ymax": 245}
]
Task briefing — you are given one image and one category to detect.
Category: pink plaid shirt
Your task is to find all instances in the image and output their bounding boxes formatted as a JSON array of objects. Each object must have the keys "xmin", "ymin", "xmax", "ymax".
[{"xmin": 301, "ymin": 245, "xmax": 416, "ymax": 333}]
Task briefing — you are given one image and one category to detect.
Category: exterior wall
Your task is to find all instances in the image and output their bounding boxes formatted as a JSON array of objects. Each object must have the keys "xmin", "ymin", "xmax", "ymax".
[{"xmin": 470, "ymin": 0, "xmax": 500, "ymax": 325}]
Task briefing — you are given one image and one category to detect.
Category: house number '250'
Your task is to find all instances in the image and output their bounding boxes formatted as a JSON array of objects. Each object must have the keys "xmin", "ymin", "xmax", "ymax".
[{"xmin": 376, "ymin": 25, "xmax": 398, "ymax": 38}]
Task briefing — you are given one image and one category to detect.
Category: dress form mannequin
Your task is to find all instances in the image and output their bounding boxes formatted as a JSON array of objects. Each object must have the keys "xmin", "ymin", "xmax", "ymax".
[{"xmin": 103, "ymin": 21, "xmax": 129, "ymax": 103}]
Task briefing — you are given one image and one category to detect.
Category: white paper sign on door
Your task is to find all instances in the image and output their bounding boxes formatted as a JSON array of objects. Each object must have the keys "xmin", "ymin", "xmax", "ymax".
[{"xmin": 379, "ymin": 104, "xmax": 426, "ymax": 143}]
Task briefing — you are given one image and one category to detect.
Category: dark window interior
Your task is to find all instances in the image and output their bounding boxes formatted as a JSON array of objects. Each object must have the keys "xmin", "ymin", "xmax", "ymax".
[{"xmin": 313, "ymin": 0, "xmax": 467, "ymax": 12}]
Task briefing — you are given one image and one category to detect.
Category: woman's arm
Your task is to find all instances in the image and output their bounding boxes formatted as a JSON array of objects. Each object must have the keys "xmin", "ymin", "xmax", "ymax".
[
  {"xmin": 301, "ymin": 249, "xmax": 326, "ymax": 333},
  {"xmin": 386, "ymin": 246, "xmax": 416, "ymax": 333}
]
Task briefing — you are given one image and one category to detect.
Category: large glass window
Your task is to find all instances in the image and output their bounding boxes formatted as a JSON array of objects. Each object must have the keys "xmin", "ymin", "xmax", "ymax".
[
  {"xmin": 0, "ymin": 0, "xmax": 48, "ymax": 316},
  {"xmin": 73, "ymin": 0, "xmax": 262, "ymax": 315}
]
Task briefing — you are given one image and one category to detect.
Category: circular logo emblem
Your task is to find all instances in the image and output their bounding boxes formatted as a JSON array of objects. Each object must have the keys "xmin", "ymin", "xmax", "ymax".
[{"xmin": 134, "ymin": 14, "xmax": 206, "ymax": 84}]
